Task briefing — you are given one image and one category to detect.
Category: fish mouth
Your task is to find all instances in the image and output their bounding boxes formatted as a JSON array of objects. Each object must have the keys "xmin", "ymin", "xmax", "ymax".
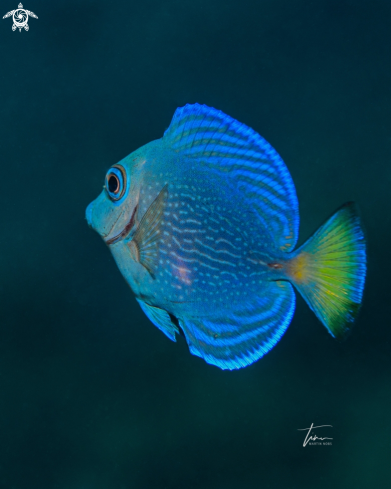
[{"xmin": 105, "ymin": 204, "xmax": 138, "ymax": 245}]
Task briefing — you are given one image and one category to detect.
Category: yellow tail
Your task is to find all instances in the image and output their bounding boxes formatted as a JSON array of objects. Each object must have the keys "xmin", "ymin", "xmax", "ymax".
[{"xmin": 286, "ymin": 202, "xmax": 366, "ymax": 339}]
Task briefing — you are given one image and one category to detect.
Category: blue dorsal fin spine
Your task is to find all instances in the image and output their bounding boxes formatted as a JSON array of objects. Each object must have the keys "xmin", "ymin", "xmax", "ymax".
[
  {"xmin": 164, "ymin": 103, "xmax": 299, "ymax": 252},
  {"xmin": 137, "ymin": 300, "xmax": 179, "ymax": 342}
]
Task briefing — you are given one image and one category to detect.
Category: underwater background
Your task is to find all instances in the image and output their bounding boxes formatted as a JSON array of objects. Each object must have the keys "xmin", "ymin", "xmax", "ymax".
[{"xmin": 0, "ymin": 0, "xmax": 390, "ymax": 487}]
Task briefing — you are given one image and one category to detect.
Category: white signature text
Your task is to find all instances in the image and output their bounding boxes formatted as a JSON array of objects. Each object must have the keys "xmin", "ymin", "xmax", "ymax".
[{"xmin": 297, "ymin": 423, "xmax": 333, "ymax": 447}]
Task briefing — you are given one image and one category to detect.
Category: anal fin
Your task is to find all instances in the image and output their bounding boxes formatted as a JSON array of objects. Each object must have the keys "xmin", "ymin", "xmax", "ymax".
[{"xmin": 178, "ymin": 281, "xmax": 295, "ymax": 370}]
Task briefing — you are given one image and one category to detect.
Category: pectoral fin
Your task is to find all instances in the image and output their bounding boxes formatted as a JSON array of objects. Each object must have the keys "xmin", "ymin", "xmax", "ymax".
[{"xmin": 127, "ymin": 184, "xmax": 168, "ymax": 278}]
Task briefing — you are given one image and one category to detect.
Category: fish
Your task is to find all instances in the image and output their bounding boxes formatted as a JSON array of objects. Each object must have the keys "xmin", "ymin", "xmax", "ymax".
[{"xmin": 86, "ymin": 103, "xmax": 366, "ymax": 370}]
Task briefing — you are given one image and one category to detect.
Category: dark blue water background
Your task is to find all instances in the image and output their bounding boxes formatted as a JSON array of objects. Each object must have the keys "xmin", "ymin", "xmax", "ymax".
[{"xmin": 0, "ymin": 0, "xmax": 390, "ymax": 487}]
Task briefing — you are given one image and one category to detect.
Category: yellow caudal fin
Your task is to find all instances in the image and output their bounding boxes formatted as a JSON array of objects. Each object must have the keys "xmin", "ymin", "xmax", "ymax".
[{"xmin": 286, "ymin": 202, "xmax": 366, "ymax": 339}]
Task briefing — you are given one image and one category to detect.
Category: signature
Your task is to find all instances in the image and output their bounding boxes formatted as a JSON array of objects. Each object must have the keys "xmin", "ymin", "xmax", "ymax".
[{"xmin": 297, "ymin": 423, "xmax": 333, "ymax": 447}]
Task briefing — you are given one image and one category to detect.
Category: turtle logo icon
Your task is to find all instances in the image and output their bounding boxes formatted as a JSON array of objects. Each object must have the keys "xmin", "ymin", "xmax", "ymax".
[{"xmin": 3, "ymin": 3, "xmax": 38, "ymax": 32}]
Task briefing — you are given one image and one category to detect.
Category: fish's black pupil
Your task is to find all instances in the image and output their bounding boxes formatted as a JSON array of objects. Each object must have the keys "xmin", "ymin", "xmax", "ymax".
[{"xmin": 108, "ymin": 174, "xmax": 119, "ymax": 193}]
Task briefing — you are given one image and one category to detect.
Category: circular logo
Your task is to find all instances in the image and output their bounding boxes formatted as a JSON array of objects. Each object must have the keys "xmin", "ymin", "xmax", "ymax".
[{"xmin": 12, "ymin": 8, "xmax": 27, "ymax": 28}]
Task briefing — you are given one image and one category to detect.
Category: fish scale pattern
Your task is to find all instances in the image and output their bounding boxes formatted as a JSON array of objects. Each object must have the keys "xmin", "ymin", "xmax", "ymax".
[{"xmin": 164, "ymin": 103, "xmax": 299, "ymax": 252}]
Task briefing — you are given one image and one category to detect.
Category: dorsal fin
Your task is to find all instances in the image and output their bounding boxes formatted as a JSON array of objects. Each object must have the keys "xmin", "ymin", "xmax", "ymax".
[{"xmin": 164, "ymin": 103, "xmax": 299, "ymax": 252}]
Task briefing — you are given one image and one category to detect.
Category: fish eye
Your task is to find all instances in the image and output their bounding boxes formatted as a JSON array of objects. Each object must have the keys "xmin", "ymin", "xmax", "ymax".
[
  {"xmin": 108, "ymin": 174, "xmax": 119, "ymax": 193},
  {"xmin": 105, "ymin": 165, "xmax": 127, "ymax": 201}
]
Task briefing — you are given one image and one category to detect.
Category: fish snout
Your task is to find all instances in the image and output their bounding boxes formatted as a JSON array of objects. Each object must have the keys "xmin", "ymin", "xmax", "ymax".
[{"xmin": 85, "ymin": 201, "xmax": 95, "ymax": 229}]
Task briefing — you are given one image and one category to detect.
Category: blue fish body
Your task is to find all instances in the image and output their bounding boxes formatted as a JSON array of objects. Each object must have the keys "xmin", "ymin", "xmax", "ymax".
[{"xmin": 86, "ymin": 104, "xmax": 366, "ymax": 370}]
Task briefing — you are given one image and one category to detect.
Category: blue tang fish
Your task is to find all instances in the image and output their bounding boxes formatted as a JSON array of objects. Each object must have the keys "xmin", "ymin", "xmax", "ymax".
[{"xmin": 86, "ymin": 104, "xmax": 366, "ymax": 370}]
